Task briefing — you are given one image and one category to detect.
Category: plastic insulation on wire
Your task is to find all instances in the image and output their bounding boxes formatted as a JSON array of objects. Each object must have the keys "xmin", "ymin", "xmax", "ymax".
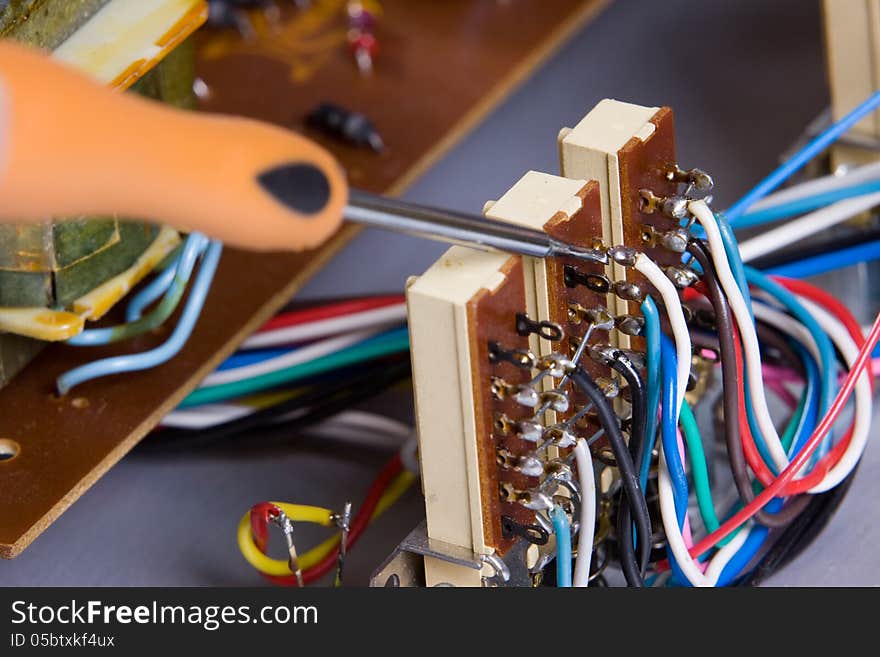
[
  {"xmin": 568, "ymin": 367, "xmax": 650, "ymax": 587},
  {"xmin": 267, "ymin": 455, "xmax": 412, "ymax": 586},
  {"xmin": 633, "ymin": 253, "xmax": 690, "ymax": 412},
  {"xmin": 572, "ymin": 439, "xmax": 596, "ymax": 588},
  {"xmin": 744, "ymin": 160, "xmax": 880, "ymax": 215},
  {"xmin": 676, "ymin": 310, "xmax": 880, "ymax": 562},
  {"xmin": 179, "ymin": 326, "xmax": 410, "ymax": 408},
  {"xmin": 125, "ymin": 236, "xmax": 207, "ymax": 322},
  {"xmin": 765, "ymin": 239, "xmax": 880, "ymax": 279},
  {"xmin": 723, "ymin": 88, "xmax": 880, "ymax": 222},
  {"xmin": 551, "ymin": 505, "xmax": 572, "ymax": 588},
  {"xmin": 67, "ymin": 233, "xmax": 210, "ymax": 347},
  {"xmin": 606, "ymin": 350, "xmax": 648, "ymax": 579},
  {"xmin": 147, "ymin": 356, "xmax": 411, "ymax": 449},
  {"xmin": 200, "ymin": 328, "xmax": 383, "ymax": 387},
  {"xmin": 735, "ymin": 178, "xmax": 880, "ymax": 229},
  {"xmin": 639, "ymin": 296, "xmax": 662, "ymax": 489},
  {"xmin": 256, "ymin": 296, "xmax": 404, "ymax": 334},
  {"xmin": 241, "ymin": 303, "xmax": 407, "ymax": 350},
  {"xmin": 56, "ymin": 240, "xmax": 223, "ymax": 395},
  {"xmin": 737, "ymin": 192, "xmax": 880, "ymax": 263}
]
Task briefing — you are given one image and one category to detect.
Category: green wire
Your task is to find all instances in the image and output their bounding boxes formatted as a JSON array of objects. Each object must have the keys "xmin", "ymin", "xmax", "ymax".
[
  {"xmin": 179, "ymin": 330, "xmax": 410, "ymax": 408},
  {"xmin": 678, "ymin": 400, "xmax": 723, "ymax": 536}
]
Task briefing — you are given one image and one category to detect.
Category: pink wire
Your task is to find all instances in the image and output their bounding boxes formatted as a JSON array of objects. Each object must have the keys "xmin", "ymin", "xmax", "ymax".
[
  {"xmin": 765, "ymin": 378, "xmax": 800, "ymax": 411},
  {"xmin": 761, "ymin": 362, "xmax": 803, "ymax": 385}
]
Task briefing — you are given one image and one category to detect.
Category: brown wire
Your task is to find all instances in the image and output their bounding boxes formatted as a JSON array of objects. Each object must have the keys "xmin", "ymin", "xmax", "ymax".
[{"xmin": 686, "ymin": 240, "xmax": 809, "ymax": 527}]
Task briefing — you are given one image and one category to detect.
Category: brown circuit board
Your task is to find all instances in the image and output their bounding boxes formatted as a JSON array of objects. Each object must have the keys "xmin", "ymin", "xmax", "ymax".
[
  {"xmin": 541, "ymin": 181, "xmax": 612, "ymax": 443},
  {"xmin": 468, "ymin": 257, "xmax": 536, "ymax": 554},
  {"xmin": 618, "ymin": 107, "xmax": 680, "ymax": 333},
  {"xmin": 0, "ymin": 0, "xmax": 610, "ymax": 558}
]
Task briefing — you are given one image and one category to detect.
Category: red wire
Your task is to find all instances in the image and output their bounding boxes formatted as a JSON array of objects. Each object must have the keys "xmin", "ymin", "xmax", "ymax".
[
  {"xmin": 772, "ymin": 276, "xmax": 873, "ymax": 393},
  {"xmin": 258, "ymin": 296, "xmax": 405, "ymax": 333},
  {"xmin": 685, "ymin": 311, "xmax": 880, "ymax": 559},
  {"xmin": 250, "ymin": 454, "xmax": 404, "ymax": 586}
]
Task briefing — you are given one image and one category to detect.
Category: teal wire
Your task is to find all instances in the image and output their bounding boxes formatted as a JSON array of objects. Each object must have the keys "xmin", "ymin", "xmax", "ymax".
[
  {"xmin": 640, "ymin": 296, "xmax": 661, "ymax": 490},
  {"xmin": 179, "ymin": 327, "xmax": 411, "ymax": 408},
  {"xmin": 550, "ymin": 505, "xmax": 572, "ymax": 588}
]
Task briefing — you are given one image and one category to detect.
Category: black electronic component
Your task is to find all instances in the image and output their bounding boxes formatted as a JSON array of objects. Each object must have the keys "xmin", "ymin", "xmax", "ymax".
[{"xmin": 306, "ymin": 102, "xmax": 385, "ymax": 152}]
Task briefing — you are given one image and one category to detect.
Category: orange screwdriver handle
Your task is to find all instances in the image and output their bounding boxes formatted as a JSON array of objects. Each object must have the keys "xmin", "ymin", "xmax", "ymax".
[{"xmin": 0, "ymin": 40, "xmax": 347, "ymax": 252}]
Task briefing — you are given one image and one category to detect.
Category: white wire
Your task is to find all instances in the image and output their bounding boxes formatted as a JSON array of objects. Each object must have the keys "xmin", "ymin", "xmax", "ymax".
[
  {"xmin": 572, "ymin": 439, "xmax": 596, "ymax": 588},
  {"xmin": 747, "ymin": 297, "xmax": 871, "ymax": 491},
  {"xmin": 657, "ymin": 445, "xmax": 753, "ymax": 587},
  {"xmin": 161, "ymin": 403, "xmax": 251, "ymax": 428},
  {"xmin": 634, "ymin": 253, "xmax": 690, "ymax": 413},
  {"xmin": 793, "ymin": 298, "xmax": 873, "ymax": 492},
  {"xmin": 738, "ymin": 192, "xmax": 880, "ymax": 262},
  {"xmin": 199, "ymin": 328, "xmax": 380, "ymax": 387},
  {"xmin": 240, "ymin": 304, "xmax": 407, "ymax": 350},
  {"xmin": 747, "ymin": 160, "xmax": 880, "ymax": 212},
  {"xmin": 689, "ymin": 200, "xmax": 790, "ymax": 471},
  {"xmin": 303, "ymin": 411, "xmax": 415, "ymax": 451}
]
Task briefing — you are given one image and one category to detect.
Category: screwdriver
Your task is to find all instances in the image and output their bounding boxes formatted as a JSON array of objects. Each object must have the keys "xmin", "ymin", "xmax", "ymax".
[
  {"xmin": 0, "ymin": 40, "xmax": 605, "ymax": 265},
  {"xmin": 346, "ymin": 191, "xmax": 608, "ymax": 264}
]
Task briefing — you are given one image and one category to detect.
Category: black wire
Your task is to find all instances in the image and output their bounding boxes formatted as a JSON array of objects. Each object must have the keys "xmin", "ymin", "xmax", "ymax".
[
  {"xmin": 141, "ymin": 356, "xmax": 411, "ymax": 451},
  {"xmin": 569, "ymin": 366, "xmax": 651, "ymax": 588},
  {"xmin": 740, "ymin": 464, "xmax": 860, "ymax": 586},
  {"xmin": 603, "ymin": 352, "xmax": 649, "ymax": 579},
  {"xmin": 747, "ymin": 223, "xmax": 880, "ymax": 271}
]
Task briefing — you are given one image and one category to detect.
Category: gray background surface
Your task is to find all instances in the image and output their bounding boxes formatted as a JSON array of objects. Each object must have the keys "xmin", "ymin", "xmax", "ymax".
[{"xmin": 2, "ymin": 0, "xmax": 876, "ymax": 586}]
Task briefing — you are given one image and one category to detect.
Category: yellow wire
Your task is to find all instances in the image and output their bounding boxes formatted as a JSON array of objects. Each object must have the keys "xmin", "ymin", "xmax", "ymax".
[
  {"xmin": 234, "ymin": 385, "xmax": 309, "ymax": 410},
  {"xmin": 237, "ymin": 470, "xmax": 416, "ymax": 577}
]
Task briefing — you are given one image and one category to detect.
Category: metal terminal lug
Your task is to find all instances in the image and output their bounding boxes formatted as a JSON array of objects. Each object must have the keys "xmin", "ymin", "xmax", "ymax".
[
  {"xmin": 543, "ymin": 425, "xmax": 577, "ymax": 449},
  {"xmin": 494, "ymin": 412, "xmax": 516, "ymax": 435},
  {"xmin": 615, "ymin": 314, "xmax": 645, "ymax": 336},
  {"xmin": 517, "ymin": 490, "xmax": 554, "ymax": 511},
  {"xmin": 667, "ymin": 165, "xmax": 714, "ymax": 195},
  {"xmin": 480, "ymin": 553, "xmax": 511, "ymax": 583},
  {"xmin": 488, "ymin": 341, "xmax": 536, "ymax": 369},
  {"xmin": 658, "ymin": 227, "xmax": 690, "ymax": 253},
  {"xmin": 612, "ymin": 280, "xmax": 644, "ymax": 302},
  {"xmin": 515, "ymin": 313, "xmax": 563, "ymax": 341},
  {"xmin": 544, "ymin": 460, "xmax": 574, "ymax": 483},
  {"xmin": 563, "ymin": 265, "xmax": 611, "ymax": 293},
  {"xmin": 595, "ymin": 377, "xmax": 620, "ymax": 399},
  {"xmin": 638, "ymin": 189, "xmax": 689, "ymax": 219},
  {"xmin": 501, "ymin": 516, "xmax": 549, "ymax": 546},
  {"xmin": 497, "ymin": 449, "xmax": 544, "ymax": 477},
  {"xmin": 607, "ymin": 245, "xmax": 639, "ymax": 267},
  {"xmin": 568, "ymin": 303, "xmax": 614, "ymax": 331},
  {"xmin": 664, "ymin": 266, "xmax": 700, "ymax": 289},
  {"xmin": 513, "ymin": 385, "xmax": 540, "ymax": 407},
  {"xmin": 491, "ymin": 378, "xmax": 539, "ymax": 407},
  {"xmin": 537, "ymin": 353, "xmax": 575, "ymax": 377},
  {"xmin": 539, "ymin": 389, "xmax": 569, "ymax": 413},
  {"xmin": 517, "ymin": 419, "xmax": 544, "ymax": 443},
  {"xmin": 588, "ymin": 344, "xmax": 618, "ymax": 366}
]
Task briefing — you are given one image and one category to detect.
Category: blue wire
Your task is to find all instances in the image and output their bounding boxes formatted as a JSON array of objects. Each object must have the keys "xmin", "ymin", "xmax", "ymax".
[
  {"xmin": 765, "ymin": 238, "xmax": 880, "ymax": 279},
  {"xmin": 745, "ymin": 268, "xmax": 836, "ymax": 461},
  {"xmin": 126, "ymin": 236, "xmax": 209, "ymax": 322},
  {"xmin": 735, "ymin": 178, "xmax": 880, "ymax": 229},
  {"xmin": 640, "ymin": 296, "xmax": 662, "ymax": 491},
  {"xmin": 788, "ymin": 340, "xmax": 821, "ymax": 458},
  {"xmin": 659, "ymin": 335, "xmax": 688, "ymax": 526},
  {"xmin": 550, "ymin": 505, "xmax": 572, "ymax": 588},
  {"xmin": 68, "ymin": 233, "xmax": 208, "ymax": 347},
  {"xmin": 724, "ymin": 89, "xmax": 880, "ymax": 222},
  {"xmin": 56, "ymin": 240, "xmax": 223, "ymax": 395},
  {"xmin": 215, "ymin": 347, "xmax": 300, "ymax": 371}
]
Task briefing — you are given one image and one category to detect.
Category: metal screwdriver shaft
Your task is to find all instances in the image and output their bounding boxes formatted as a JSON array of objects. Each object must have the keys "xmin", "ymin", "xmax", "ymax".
[{"xmin": 345, "ymin": 190, "xmax": 608, "ymax": 264}]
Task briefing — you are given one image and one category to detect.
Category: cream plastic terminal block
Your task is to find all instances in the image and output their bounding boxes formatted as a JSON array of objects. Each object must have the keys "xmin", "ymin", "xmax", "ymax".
[
  {"xmin": 407, "ymin": 246, "xmax": 536, "ymax": 587},
  {"xmin": 558, "ymin": 98, "xmax": 659, "ymax": 349}
]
